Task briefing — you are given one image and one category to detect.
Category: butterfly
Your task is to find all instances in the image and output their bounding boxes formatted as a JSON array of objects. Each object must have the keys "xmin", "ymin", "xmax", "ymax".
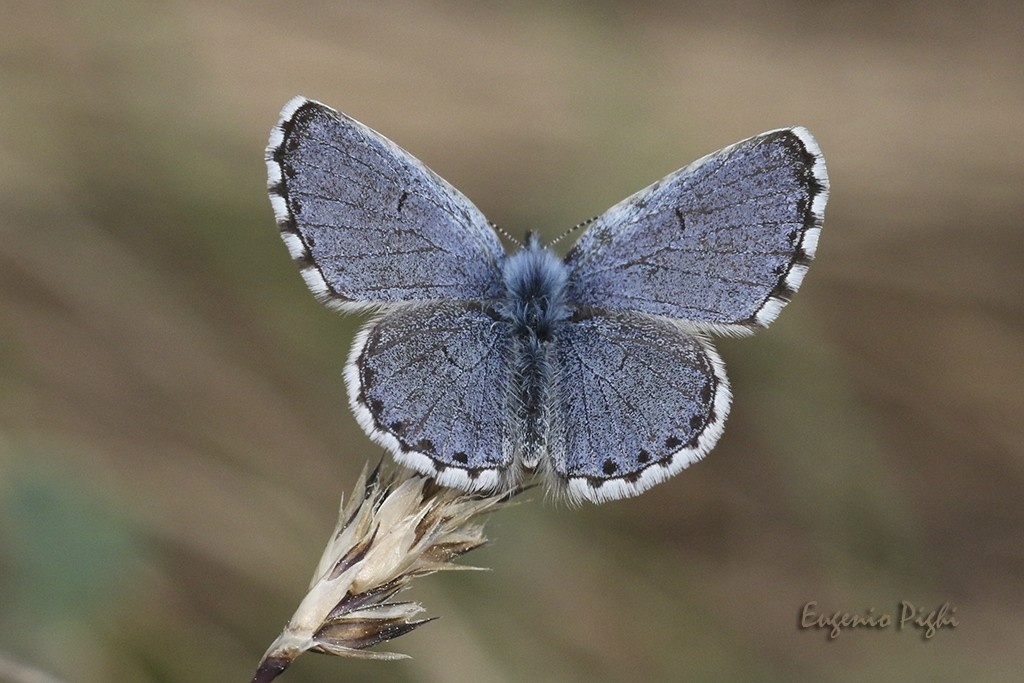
[{"xmin": 266, "ymin": 97, "xmax": 828, "ymax": 503}]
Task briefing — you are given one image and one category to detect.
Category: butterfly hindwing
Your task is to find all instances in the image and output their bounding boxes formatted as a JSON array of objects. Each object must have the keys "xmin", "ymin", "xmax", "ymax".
[
  {"xmin": 267, "ymin": 98, "xmax": 505, "ymax": 309},
  {"xmin": 565, "ymin": 128, "xmax": 828, "ymax": 333},
  {"xmin": 346, "ymin": 301, "xmax": 516, "ymax": 490},
  {"xmin": 548, "ymin": 311, "xmax": 731, "ymax": 503}
]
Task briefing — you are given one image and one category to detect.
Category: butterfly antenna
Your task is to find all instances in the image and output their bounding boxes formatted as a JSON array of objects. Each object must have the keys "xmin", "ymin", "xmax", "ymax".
[
  {"xmin": 547, "ymin": 215, "xmax": 598, "ymax": 247},
  {"xmin": 490, "ymin": 221, "xmax": 521, "ymax": 247}
]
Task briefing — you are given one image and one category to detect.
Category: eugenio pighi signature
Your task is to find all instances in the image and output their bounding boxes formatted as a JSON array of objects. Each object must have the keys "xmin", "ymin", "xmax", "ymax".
[{"xmin": 799, "ymin": 601, "xmax": 958, "ymax": 640}]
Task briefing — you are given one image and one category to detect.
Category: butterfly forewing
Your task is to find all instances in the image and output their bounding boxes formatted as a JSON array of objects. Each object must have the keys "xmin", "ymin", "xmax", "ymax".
[
  {"xmin": 564, "ymin": 128, "xmax": 828, "ymax": 332},
  {"xmin": 267, "ymin": 98, "xmax": 505, "ymax": 308}
]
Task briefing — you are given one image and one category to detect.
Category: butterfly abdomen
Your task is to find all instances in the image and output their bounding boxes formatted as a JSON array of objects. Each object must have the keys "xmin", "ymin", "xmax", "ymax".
[{"xmin": 508, "ymin": 330, "xmax": 552, "ymax": 470}]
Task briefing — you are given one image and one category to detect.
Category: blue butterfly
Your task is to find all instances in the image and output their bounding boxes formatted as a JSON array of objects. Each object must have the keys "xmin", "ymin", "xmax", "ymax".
[{"xmin": 266, "ymin": 97, "xmax": 828, "ymax": 503}]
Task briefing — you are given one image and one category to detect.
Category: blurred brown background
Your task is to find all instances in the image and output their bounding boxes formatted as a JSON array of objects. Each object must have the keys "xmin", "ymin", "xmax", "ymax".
[{"xmin": 2, "ymin": 1, "xmax": 1022, "ymax": 681}]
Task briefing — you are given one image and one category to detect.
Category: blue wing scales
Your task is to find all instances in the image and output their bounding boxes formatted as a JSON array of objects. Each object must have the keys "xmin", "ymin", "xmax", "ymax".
[
  {"xmin": 549, "ymin": 311, "xmax": 731, "ymax": 503},
  {"xmin": 267, "ymin": 97, "xmax": 505, "ymax": 309},
  {"xmin": 565, "ymin": 128, "xmax": 828, "ymax": 332},
  {"xmin": 346, "ymin": 302, "xmax": 516, "ymax": 490}
]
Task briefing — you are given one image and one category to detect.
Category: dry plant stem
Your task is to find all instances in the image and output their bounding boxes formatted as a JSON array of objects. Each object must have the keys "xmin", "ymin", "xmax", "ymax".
[{"xmin": 252, "ymin": 462, "xmax": 518, "ymax": 682}]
